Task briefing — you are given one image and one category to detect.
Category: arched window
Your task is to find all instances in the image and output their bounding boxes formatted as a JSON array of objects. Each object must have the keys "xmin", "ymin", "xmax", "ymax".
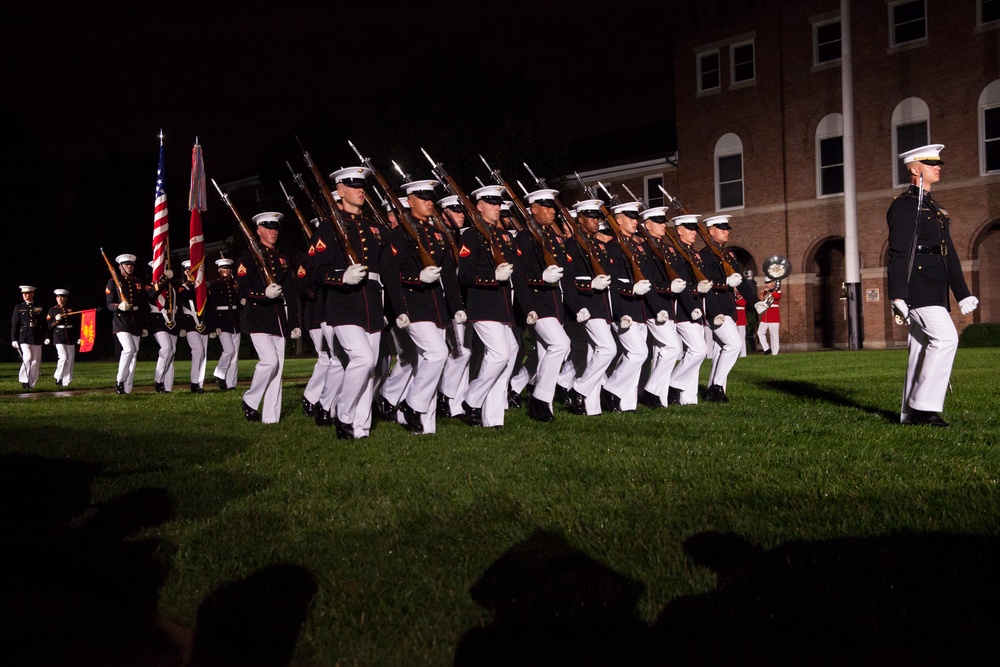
[
  {"xmin": 891, "ymin": 97, "xmax": 929, "ymax": 186},
  {"xmin": 715, "ymin": 133, "xmax": 744, "ymax": 210},
  {"xmin": 816, "ymin": 113, "xmax": 844, "ymax": 196},
  {"xmin": 980, "ymin": 80, "xmax": 1000, "ymax": 174}
]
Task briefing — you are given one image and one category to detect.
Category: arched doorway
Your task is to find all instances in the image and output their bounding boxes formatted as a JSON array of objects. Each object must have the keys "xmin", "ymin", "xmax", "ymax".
[
  {"xmin": 975, "ymin": 222, "xmax": 1000, "ymax": 323},
  {"xmin": 812, "ymin": 237, "xmax": 847, "ymax": 349}
]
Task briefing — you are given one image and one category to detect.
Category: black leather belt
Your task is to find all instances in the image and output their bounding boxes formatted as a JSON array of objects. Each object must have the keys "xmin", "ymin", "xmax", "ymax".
[{"xmin": 915, "ymin": 244, "xmax": 945, "ymax": 255}]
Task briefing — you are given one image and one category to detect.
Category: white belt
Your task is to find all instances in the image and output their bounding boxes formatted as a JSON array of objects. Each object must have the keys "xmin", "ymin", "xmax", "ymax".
[{"xmin": 216, "ymin": 306, "xmax": 235, "ymax": 310}]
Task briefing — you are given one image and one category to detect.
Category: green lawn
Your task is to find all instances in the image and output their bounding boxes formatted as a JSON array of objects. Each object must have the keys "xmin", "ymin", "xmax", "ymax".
[{"xmin": 1, "ymin": 349, "xmax": 998, "ymax": 665}]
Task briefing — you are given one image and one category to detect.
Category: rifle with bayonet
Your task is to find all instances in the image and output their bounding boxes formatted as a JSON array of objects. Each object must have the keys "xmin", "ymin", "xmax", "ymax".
[
  {"xmin": 100, "ymin": 248, "xmax": 129, "ymax": 308},
  {"xmin": 479, "ymin": 155, "xmax": 557, "ymax": 267},
  {"xmin": 364, "ymin": 192, "xmax": 389, "ymax": 229},
  {"xmin": 295, "ymin": 138, "xmax": 361, "ymax": 265},
  {"xmin": 655, "ymin": 185, "xmax": 712, "ymax": 283},
  {"xmin": 286, "ymin": 161, "xmax": 328, "ymax": 224},
  {"xmin": 210, "ymin": 179, "xmax": 277, "ymax": 285},
  {"xmin": 523, "ymin": 163, "xmax": 607, "ymax": 277},
  {"xmin": 393, "ymin": 159, "xmax": 459, "ymax": 264},
  {"xmin": 659, "ymin": 185, "xmax": 736, "ymax": 277},
  {"xmin": 421, "ymin": 148, "xmax": 506, "ymax": 267},
  {"xmin": 348, "ymin": 140, "xmax": 436, "ymax": 269},
  {"xmin": 574, "ymin": 174, "xmax": 646, "ymax": 282},
  {"xmin": 521, "ymin": 163, "xmax": 573, "ymax": 238},
  {"xmin": 619, "ymin": 184, "xmax": 685, "ymax": 283},
  {"xmin": 279, "ymin": 180, "xmax": 314, "ymax": 241}
]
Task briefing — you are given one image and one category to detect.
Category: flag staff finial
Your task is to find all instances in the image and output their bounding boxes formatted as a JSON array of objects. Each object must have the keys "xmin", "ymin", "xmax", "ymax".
[{"xmin": 158, "ymin": 129, "xmax": 164, "ymax": 145}]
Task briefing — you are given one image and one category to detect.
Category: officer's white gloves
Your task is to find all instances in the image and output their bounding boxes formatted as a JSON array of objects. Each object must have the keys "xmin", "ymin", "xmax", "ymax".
[
  {"xmin": 454, "ymin": 310, "xmax": 467, "ymax": 324},
  {"xmin": 343, "ymin": 264, "xmax": 368, "ymax": 285},
  {"xmin": 619, "ymin": 315, "xmax": 633, "ymax": 329},
  {"xmin": 118, "ymin": 301, "xmax": 131, "ymax": 311},
  {"xmin": 11, "ymin": 341, "xmax": 19, "ymax": 349},
  {"xmin": 656, "ymin": 310, "xmax": 669, "ymax": 324},
  {"xmin": 576, "ymin": 308, "xmax": 591, "ymax": 323},
  {"xmin": 164, "ymin": 269, "xmax": 174, "ymax": 280},
  {"xmin": 265, "ymin": 283, "xmax": 283, "ymax": 300},
  {"xmin": 726, "ymin": 273, "xmax": 743, "ymax": 288},
  {"xmin": 396, "ymin": 314, "xmax": 411, "ymax": 329},
  {"xmin": 959, "ymin": 296, "xmax": 979, "ymax": 315},
  {"xmin": 754, "ymin": 301, "xmax": 769, "ymax": 315},
  {"xmin": 632, "ymin": 280, "xmax": 651, "ymax": 296},
  {"xmin": 494, "ymin": 263, "xmax": 513, "ymax": 282},
  {"xmin": 542, "ymin": 265, "xmax": 564, "ymax": 284},
  {"xmin": 526, "ymin": 311, "xmax": 539, "ymax": 325},
  {"xmin": 696, "ymin": 280, "xmax": 712, "ymax": 294},
  {"xmin": 419, "ymin": 265, "xmax": 442, "ymax": 283},
  {"xmin": 891, "ymin": 299, "xmax": 909, "ymax": 322},
  {"xmin": 670, "ymin": 279, "xmax": 687, "ymax": 294},
  {"xmin": 290, "ymin": 328, "xmax": 302, "ymax": 340},
  {"xmin": 690, "ymin": 308, "xmax": 703, "ymax": 320},
  {"xmin": 55, "ymin": 313, "xmax": 64, "ymax": 322},
  {"xmin": 591, "ymin": 274, "xmax": 611, "ymax": 291},
  {"xmin": 43, "ymin": 338, "xmax": 50, "ymax": 345}
]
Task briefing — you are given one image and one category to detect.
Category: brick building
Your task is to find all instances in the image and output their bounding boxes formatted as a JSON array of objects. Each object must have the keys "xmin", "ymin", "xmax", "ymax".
[{"xmin": 666, "ymin": 0, "xmax": 1000, "ymax": 350}]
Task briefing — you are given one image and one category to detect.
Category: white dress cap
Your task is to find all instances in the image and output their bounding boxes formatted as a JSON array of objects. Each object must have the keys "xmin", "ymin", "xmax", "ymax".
[
  {"xmin": 526, "ymin": 188, "xmax": 559, "ymax": 205},
  {"xmin": 54, "ymin": 288, "xmax": 70, "ymax": 296},
  {"xmin": 19, "ymin": 285, "xmax": 37, "ymax": 293},
  {"xmin": 252, "ymin": 212, "xmax": 284, "ymax": 226},
  {"xmin": 703, "ymin": 214, "xmax": 733, "ymax": 227},
  {"xmin": 573, "ymin": 199, "xmax": 604, "ymax": 216},
  {"xmin": 671, "ymin": 214, "xmax": 701, "ymax": 227},
  {"xmin": 471, "ymin": 185, "xmax": 504, "ymax": 202},
  {"xmin": 330, "ymin": 166, "xmax": 372, "ymax": 185},
  {"xmin": 437, "ymin": 195, "xmax": 462, "ymax": 209},
  {"xmin": 215, "ymin": 258, "xmax": 234, "ymax": 267},
  {"xmin": 115, "ymin": 253, "xmax": 137, "ymax": 264},
  {"xmin": 610, "ymin": 201, "xmax": 641, "ymax": 215},
  {"xmin": 899, "ymin": 143, "xmax": 945, "ymax": 164},
  {"xmin": 640, "ymin": 206, "xmax": 670, "ymax": 221},
  {"xmin": 402, "ymin": 179, "xmax": 439, "ymax": 195}
]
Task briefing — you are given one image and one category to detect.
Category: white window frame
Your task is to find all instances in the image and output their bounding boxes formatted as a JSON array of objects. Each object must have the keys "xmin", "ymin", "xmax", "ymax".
[
  {"xmin": 644, "ymin": 175, "xmax": 665, "ymax": 208},
  {"xmin": 730, "ymin": 39, "xmax": 755, "ymax": 86},
  {"xmin": 697, "ymin": 49, "xmax": 721, "ymax": 94},
  {"xmin": 888, "ymin": 0, "xmax": 927, "ymax": 48},
  {"xmin": 979, "ymin": 80, "xmax": 1000, "ymax": 174},
  {"xmin": 715, "ymin": 133, "xmax": 745, "ymax": 211},
  {"xmin": 891, "ymin": 97, "xmax": 930, "ymax": 187},
  {"xmin": 813, "ymin": 17, "xmax": 842, "ymax": 66},
  {"xmin": 816, "ymin": 113, "xmax": 844, "ymax": 198}
]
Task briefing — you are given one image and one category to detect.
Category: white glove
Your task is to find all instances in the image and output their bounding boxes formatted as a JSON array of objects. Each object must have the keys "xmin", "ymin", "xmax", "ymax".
[
  {"xmin": 118, "ymin": 301, "xmax": 131, "ymax": 311},
  {"xmin": 419, "ymin": 265, "xmax": 442, "ymax": 283},
  {"xmin": 76, "ymin": 339, "xmax": 81, "ymax": 345},
  {"xmin": 697, "ymin": 280, "xmax": 712, "ymax": 294},
  {"xmin": 43, "ymin": 338, "xmax": 50, "ymax": 346},
  {"xmin": 754, "ymin": 301, "xmax": 769, "ymax": 315},
  {"xmin": 343, "ymin": 264, "xmax": 368, "ymax": 285},
  {"xmin": 959, "ymin": 296, "xmax": 979, "ymax": 315},
  {"xmin": 55, "ymin": 313, "xmax": 64, "ymax": 322},
  {"xmin": 591, "ymin": 274, "xmax": 612, "ymax": 291},
  {"xmin": 396, "ymin": 314, "xmax": 411, "ymax": 329},
  {"xmin": 141, "ymin": 329, "xmax": 149, "ymax": 337},
  {"xmin": 526, "ymin": 310, "xmax": 539, "ymax": 325},
  {"xmin": 494, "ymin": 262, "xmax": 513, "ymax": 282},
  {"xmin": 11, "ymin": 341, "xmax": 19, "ymax": 349},
  {"xmin": 726, "ymin": 273, "xmax": 743, "ymax": 287},
  {"xmin": 690, "ymin": 308, "xmax": 703, "ymax": 320},
  {"xmin": 180, "ymin": 329, "xmax": 187, "ymax": 338},
  {"xmin": 670, "ymin": 279, "xmax": 687, "ymax": 294},
  {"xmin": 290, "ymin": 328, "xmax": 302, "ymax": 339},
  {"xmin": 542, "ymin": 265, "xmax": 564, "ymax": 284},
  {"xmin": 454, "ymin": 310, "xmax": 467, "ymax": 324},
  {"xmin": 164, "ymin": 269, "xmax": 174, "ymax": 279},
  {"xmin": 265, "ymin": 283, "xmax": 283, "ymax": 300},
  {"xmin": 632, "ymin": 280, "xmax": 651, "ymax": 296},
  {"xmin": 619, "ymin": 315, "xmax": 633, "ymax": 329},
  {"xmin": 891, "ymin": 299, "xmax": 909, "ymax": 322},
  {"xmin": 656, "ymin": 310, "xmax": 669, "ymax": 324},
  {"xmin": 576, "ymin": 308, "xmax": 590, "ymax": 323}
]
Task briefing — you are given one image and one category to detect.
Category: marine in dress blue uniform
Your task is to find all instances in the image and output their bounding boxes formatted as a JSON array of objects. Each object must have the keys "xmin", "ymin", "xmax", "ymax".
[
  {"xmin": 207, "ymin": 258, "xmax": 241, "ymax": 390},
  {"xmin": 11, "ymin": 285, "xmax": 46, "ymax": 389},
  {"xmin": 105, "ymin": 253, "xmax": 146, "ymax": 394},
  {"xmin": 47, "ymin": 289, "xmax": 76, "ymax": 387}
]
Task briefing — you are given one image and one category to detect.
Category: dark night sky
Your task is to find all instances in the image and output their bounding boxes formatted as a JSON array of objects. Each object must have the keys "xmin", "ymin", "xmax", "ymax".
[{"xmin": 2, "ymin": 1, "xmax": 675, "ymax": 341}]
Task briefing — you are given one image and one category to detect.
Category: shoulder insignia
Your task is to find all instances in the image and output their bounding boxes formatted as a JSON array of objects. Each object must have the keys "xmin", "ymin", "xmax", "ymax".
[
  {"xmin": 391, "ymin": 244, "xmax": 398, "ymax": 256},
  {"xmin": 316, "ymin": 238, "xmax": 327, "ymax": 253},
  {"xmin": 516, "ymin": 247, "xmax": 522, "ymax": 256},
  {"xmin": 237, "ymin": 263, "xmax": 248, "ymax": 276},
  {"xmin": 459, "ymin": 245, "xmax": 472, "ymax": 257},
  {"xmin": 105, "ymin": 287, "xmax": 111, "ymax": 295},
  {"xmin": 297, "ymin": 265, "xmax": 307, "ymax": 278},
  {"xmin": 308, "ymin": 244, "xmax": 316, "ymax": 256},
  {"xmin": 566, "ymin": 254, "xmax": 573, "ymax": 263}
]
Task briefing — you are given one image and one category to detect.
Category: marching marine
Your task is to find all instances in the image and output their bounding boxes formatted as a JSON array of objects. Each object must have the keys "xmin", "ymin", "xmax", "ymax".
[
  {"xmin": 11, "ymin": 285, "xmax": 46, "ymax": 389},
  {"xmin": 105, "ymin": 253, "xmax": 147, "ymax": 394},
  {"xmin": 47, "ymin": 289, "xmax": 76, "ymax": 387},
  {"xmin": 207, "ymin": 257, "xmax": 241, "ymax": 390}
]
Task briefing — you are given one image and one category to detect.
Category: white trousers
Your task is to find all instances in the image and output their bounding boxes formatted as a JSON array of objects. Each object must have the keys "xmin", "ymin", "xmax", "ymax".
[
  {"xmin": 115, "ymin": 332, "xmax": 140, "ymax": 393},
  {"xmin": 153, "ymin": 331, "xmax": 177, "ymax": 391},
  {"xmin": 186, "ymin": 331, "xmax": 208, "ymax": 386},
  {"xmin": 901, "ymin": 305, "xmax": 959, "ymax": 421},
  {"xmin": 708, "ymin": 316, "xmax": 742, "ymax": 392},
  {"xmin": 465, "ymin": 321, "xmax": 518, "ymax": 427},
  {"xmin": 304, "ymin": 327, "xmax": 330, "ymax": 405},
  {"xmin": 440, "ymin": 321, "xmax": 472, "ymax": 417},
  {"xmin": 214, "ymin": 332, "xmax": 241, "ymax": 388},
  {"xmin": 54, "ymin": 343, "xmax": 75, "ymax": 386},
  {"xmin": 325, "ymin": 324, "xmax": 379, "ymax": 435},
  {"xmin": 245, "ymin": 333, "xmax": 286, "ymax": 424},
  {"xmin": 528, "ymin": 317, "xmax": 571, "ymax": 405},
  {"xmin": 604, "ymin": 321, "xmax": 649, "ymax": 411},
  {"xmin": 673, "ymin": 321, "xmax": 707, "ymax": 405},
  {"xmin": 757, "ymin": 322, "xmax": 779, "ymax": 354},
  {"xmin": 382, "ymin": 322, "xmax": 448, "ymax": 434},
  {"xmin": 17, "ymin": 343, "xmax": 42, "ymax": 388},
  {"xmin": 737, "ymin": 324, "xmax": 747, "ymax": 357},
  {"xmin": 644, "ymin": 319, "xmax": 683, "ymax": 403},
  {"xmin": 560, "ymin": 319, "xmax": 616, "ymax": 415}
]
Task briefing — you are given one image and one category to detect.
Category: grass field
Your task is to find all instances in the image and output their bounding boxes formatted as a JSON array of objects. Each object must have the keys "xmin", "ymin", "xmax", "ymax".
[{"xmin": 1, "ymin": 349, "xmax": 998, "ymax": 665}]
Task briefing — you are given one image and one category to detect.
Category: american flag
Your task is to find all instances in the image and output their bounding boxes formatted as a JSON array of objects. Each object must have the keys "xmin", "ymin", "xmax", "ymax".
[
  {"xmin": 188, "ymin": 140, "xmax": 207, "ymax": 316},
  {"xmin": 152, "ymin": 132, "xmax": 169, "ymax": 309}
]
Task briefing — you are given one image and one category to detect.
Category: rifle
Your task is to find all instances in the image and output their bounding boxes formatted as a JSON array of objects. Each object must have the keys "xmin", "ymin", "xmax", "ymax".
[
  {"xmin": 524, "ymin": 164, "xmax": 607, "ymax": 277},
  {"xmin": 586, "ymin": 179, "xmax": 646, "ymax": 282},
  {"xmin": 521, "ymin": 164, "xmax": 573, "ymax": 238},
  {"xmin": 392, "ymin": 159, "xmax": 460, "ymax": 264},
  {"xmin": 348, "ymin": 140, "xmax": 436, "ymax": 268},
  {"xmin": 480, "ymin": 155, "xmax": 558, "ymax": 267},
  {"xmin": 210, "ymin": 179, "xmax": 276, "ymax": 286},
  {"xmin": 286, "ymin": 160, "xmax": 329, "ymax": 223},
  {"xmin": 62, "ymin": 307, "xmax": 103, "ymax": 317},
  {"xmin": 279, "ymin": 180, "xmax": 314, "ymax": 241},
  {"xmin": 656, "ymin": 185, "xmax": 712, "ymax": 283},
  {"xmin": 421, "ymin": 148, "xmax": 506, "ymax": 267},
  {"xmin": 364, "ymin": 192, "xmax": 389, "ymax": 229},
  {"xmin": 659, "ymin": 185, "xmax": 736, "ymax": 277},
  {"xmin": 619, "ymin": 184, "xmax": 684, "ymax": 283},
  {"xmin": 100, "ymin": 248, "xmax": 129, "ymax": 308},
  {"xmin": 296, "ymin": 138, "xmax": 361, "ymax": 265}
]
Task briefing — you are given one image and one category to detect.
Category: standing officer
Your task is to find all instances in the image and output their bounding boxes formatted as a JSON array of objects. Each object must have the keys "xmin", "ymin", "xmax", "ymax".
[
  {"xmin": 207, "ymin": 257, "xmax": 241, "ymax": 390},
  {"xmin": 11, "ymin": 285, "xmax": 46, "ymax": 389},
  {"xmin": 756, "ymin": 279, "xmax": 781, "ymax": 355},
  {"xmin": 106, "ymin": 253, "xmax": 146, "ymax": 394},
  {"xmin": 178, "ymin": 259, "xmax": 210, "ymax": 393},
  {"xmin": 236, "ymin": 212, "xmax": 301, "ymax": 423},
  {"xmin": 146, "ymin": 260, "xmax": 178, "ymax": 393},
  {"xmin": 47, "ymin": 289, "xmax": 76, "ymax": 386},
  {"xmin": 887, "ymin": 143, "xmax": 978, "ymax": 427}
]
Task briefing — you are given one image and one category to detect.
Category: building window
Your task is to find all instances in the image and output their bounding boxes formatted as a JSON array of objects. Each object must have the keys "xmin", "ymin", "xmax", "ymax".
[
  {"xmin": 980, "ymin": 80, "xmax": 1000, "ymax": 174},
  {"xmin": 698, "ymin": 50, "xmax": 720, "ymax": 93},
  {"xmin": 645, "ymin": 175, "xmax": 664, "ymax": 208},
  {"xmin": 816, "ymin": 113, "xmax": 844, "ymax": 196},
  {"xmin": 890, "ymin": 0, "xmax": 927, "ymax": 46},
  {"xmin": 731, "ymin": 41, "xmax": 755, "ymax": 84},
  {"xmin": 981, "ymin": 0, "xmax": 1000, "ymax": 25},
  {"xmin": 891, "ymin": 97, "xmax": 929, "ymax": 186},
  {"xmin": 814, "ymin": 19, "xmax": 841, "ymax": 64},
  {"xmin": 715, "ymin": 133, "xmax": 744, "ymax": 210}
]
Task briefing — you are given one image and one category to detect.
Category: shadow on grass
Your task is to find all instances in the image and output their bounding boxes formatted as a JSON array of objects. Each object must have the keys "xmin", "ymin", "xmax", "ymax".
[
  {"xmin": 458, "ymin": 529, "xmax": 1000, "ymax": 666},
  {"xmin": 757, "ymin": 379, "xmax": 899, "ymax": 425},
  {"xmin": 0, "ymin": 454, "xmax": 316, "ymax": 667}
]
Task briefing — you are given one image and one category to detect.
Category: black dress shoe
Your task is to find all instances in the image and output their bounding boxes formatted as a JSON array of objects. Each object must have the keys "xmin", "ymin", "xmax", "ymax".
[
  {"xmin": 507, "ymin": 388, "xmax": 522, "ymax": 409},
  {"xmin": 566, "ymin": 388, "xmax": 588, "ymax": 415},
  {"xmin": 554, "ymin": 384, "xmax": 571, "ymax": 406},
  {"xmin": 526, "ymin": 395, "xmax": 554, "ymax": 422},
  {"xmin": 217, "ymin": 378, "xmax": 228, "ymax": 391},
  {"xmin": 302, "ymin": 396, "xmax": 317, "ymax": 418},
  {"xmin": 705, "ymin": 384, "xmax": 729, "ymax": 403},
  {"xmin": 600, "ymin": 387, "xmax": 623, "ymax": 413},
  {"xmin": 335, "ymin": 417, "xmax": 356, "ymax": 440},
  {"xmin": 22, "ymin": 382, "xmax": 31, "ymax": 390},
  {"xmin": 375, "ymin": 395, "xmax": 397, "ymax": 423},
  {"xmin": 436, "ymin": 392, "xmax": 452, "ymax": 418},
  {"xmin": 398, "ymin": 400, "xmax": 423, "ymax": 433},
  {"xmin": 155, "ymin": 382, "xmax": 167, "ymax": 394},
  {"xmin": 191, "ymin": 383, "xmax": 205, "ymax": 394},
  {"xmin": 638, "ymin": 390, "xmax": 662, "ymax": 408},
  {"xmin": 315, "ymin": 406, "xmax": 333, "ymax": 427},
  {"xmin": 115, "ymin": 382, "xmax": 126, "ymax": 395},
  {"xmin": 909, "ymin": 410, "xmax": 949, "ymax": 428},
  {"xmin": 242, "ymin": 400, "xmax": 261, "ymax": 422},
  {"xmin": 667, "ymin": 386, "xmax": 682, "ymax": 406},
  {"xmin": 55, "ymin": 379, "xmax": 62, "ymax": 387},
  {"xmin": 462, "ymin": 400, "xmax": 483, "ymax": 427}
]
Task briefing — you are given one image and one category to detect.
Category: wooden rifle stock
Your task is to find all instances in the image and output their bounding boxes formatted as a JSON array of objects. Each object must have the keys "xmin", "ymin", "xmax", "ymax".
[
  {"xmin": 279, "ymin": 180, "xmax": 314, "ymax": 241},
  {"xmin": 432, "ymin": 215, "xmax": 461, "ymax": 263},
  {"xmin": 210, "ymin": 179, "xmax": 276, "ymax": 286},
  {"xmin": 100, "ymin": 248, "xmax": 128, "ymax": 307},
  {"xmin": 286, "ymin": 161, "xmax": 329, "ymax": 224},
  {"xmin": 523, "ymin": 169, "xmax": 607, "ymax": 276},
  {"xmin": 659, "ymin": 186, "xmax": 736, "ymax": 277},
  {"xmin": 298, "ymin": 146, "xmax": 361, "ymax": 265},
  {"xmin": 480, "ymin": 156, "xmax": 558, "ymax": 267}
]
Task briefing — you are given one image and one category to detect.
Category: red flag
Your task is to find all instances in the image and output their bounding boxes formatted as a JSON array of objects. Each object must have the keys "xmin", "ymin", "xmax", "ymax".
[
  {"xmin": 188, "ymin": 140, "xmax": 208, "ymax": 316},
  {"xmin": 78, "ymin": 309, "xmax": 97, "ymax": 353},
  {"xmin": 152, "ymin": 132, "xmax": 169, "ymax": 310}
]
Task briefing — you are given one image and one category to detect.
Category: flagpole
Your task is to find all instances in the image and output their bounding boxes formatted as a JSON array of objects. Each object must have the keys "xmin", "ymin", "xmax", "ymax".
[{"xmin": 160, "ymin": 130, "xmax": 175, "ymax": 325}]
